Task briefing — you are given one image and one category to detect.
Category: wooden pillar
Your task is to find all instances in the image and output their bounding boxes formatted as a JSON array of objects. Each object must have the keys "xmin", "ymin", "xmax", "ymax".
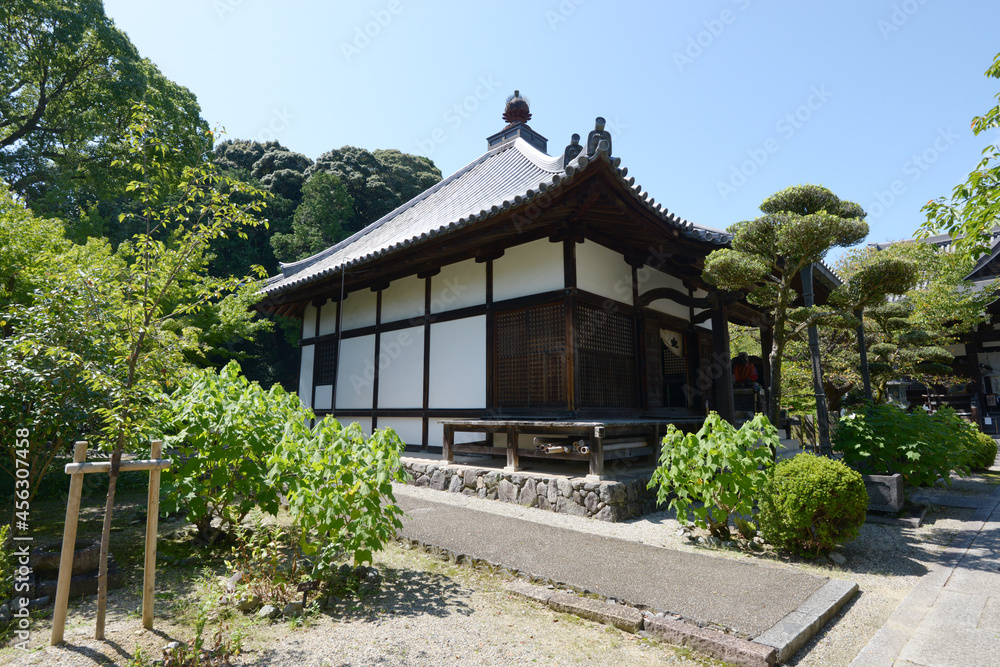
[
  {"xmin": 855, "ymin": 308, "xmax": 873, "ymax": 403},
  {"xmin": 51, "ymin": 442, "xmax": 87, "ymax": 645},
  {"xmin": 710, "ymin": 296, "xmax": 735, "ymax": 424},
  {"xmin": 442, "ymin": 424, "xmax": 454, "ymax": 462},
  {"xmin": 505, "ymin": 425, "xmax": 520, "ymax": 471},
  {"xmin": 966, "ymin": 341, "xmax": 984, "ymax": 429},
  {"xmin": 142, "ymin": 440, "xmax": 163, "ymax": 629},
  {"xmin": 800, "ymin": 265, "xmax": 833, "ymax": 457}
]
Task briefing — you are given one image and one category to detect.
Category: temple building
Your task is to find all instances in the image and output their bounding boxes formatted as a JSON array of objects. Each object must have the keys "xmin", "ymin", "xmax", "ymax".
[{"xmin": 258, "ymin": 92, "xmax": 828, "ymax": 476}]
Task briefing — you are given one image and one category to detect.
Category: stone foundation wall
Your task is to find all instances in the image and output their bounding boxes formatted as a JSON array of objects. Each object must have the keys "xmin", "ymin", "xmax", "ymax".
[{"xmin": 402, "ymin": 460, "xmax": 660, "ymax": 522}]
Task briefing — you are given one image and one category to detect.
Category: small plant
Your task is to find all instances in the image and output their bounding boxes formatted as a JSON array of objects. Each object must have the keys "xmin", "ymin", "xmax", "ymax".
[
  {"xmin": 268, "ymin": 419, "xmax": 409, "ymax": 577},
  {"xmin": 161, "ymin": 603, "xmax": 245, "ymax": 667},
  {"xmin": 647, "ymin": 412, "xmax": 778, "ymax": 541},
  {"xmin": 834, "ymin": 403, "xmax": 972, "ymax": 486},
  {"xmin": 758, "ymin": 453, "xmax": 868, "ymax": 556},
  {"xmin": 226, "ymin": 520, "xmax": 306, "ymax": 607}
]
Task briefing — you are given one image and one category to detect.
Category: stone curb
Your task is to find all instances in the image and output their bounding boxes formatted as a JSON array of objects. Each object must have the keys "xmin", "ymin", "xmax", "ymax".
[
  {"xmin": 645, "ymin": 616, "xmax": 777, "ymax": 667},
  {"xmin": 548, "ymin": 591, "xmax": 644, "ymax": 633},
  {"xmin": 507, "ymin": 582, "xmax": 775, "ymax": 666},
  {"xmin": 754, "ymin": 578, "xmax": 858, "ymax": 663}
]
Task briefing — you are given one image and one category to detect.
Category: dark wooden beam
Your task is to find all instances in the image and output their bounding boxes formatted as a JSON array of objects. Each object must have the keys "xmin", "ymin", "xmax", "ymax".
[{"xmin": 711, "ymin": 297, "xmax": 735, "ymax": 424}]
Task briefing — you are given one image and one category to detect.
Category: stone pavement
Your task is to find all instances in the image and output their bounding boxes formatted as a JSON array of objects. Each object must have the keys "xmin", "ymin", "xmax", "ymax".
[
  {"xmin": 395, "ymin": 493, "xmax": 833, "ymax": 639},
  {"xmin": 851, "ymin": 484, "xmax": 1000, "ymax": 667}
]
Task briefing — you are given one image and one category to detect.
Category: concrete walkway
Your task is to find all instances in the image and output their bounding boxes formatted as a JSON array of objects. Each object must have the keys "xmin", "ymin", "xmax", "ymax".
[
  {"xmin": 396, "ymin": 493, "xmax": 830, "ymax": 639},
  {"xmin": 851, "ymin": 484, "xmax": 1000, "ymax": 667}
]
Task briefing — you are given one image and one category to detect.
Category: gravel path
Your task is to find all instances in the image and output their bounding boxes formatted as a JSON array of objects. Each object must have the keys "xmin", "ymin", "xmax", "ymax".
[{"xmin": 3, "ymin": 472, "xmax": 995, "ymax": 667}]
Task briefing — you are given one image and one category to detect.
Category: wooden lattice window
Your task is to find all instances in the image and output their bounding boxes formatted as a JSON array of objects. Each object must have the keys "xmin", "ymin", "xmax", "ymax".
[
  {"xmin": 575, "ymin": 303, "xmax": 637, "ymax": 408},
  {"xmin": 315, "ymin": 340, "xmax": 337, "ymax": 385},
  {"xmin": 661, "ymin": 332, "xmax": 688, "ymax": 408},
  {"xmin": 495, "ymin": 303, "xmax": 566, "ymax": 408}
]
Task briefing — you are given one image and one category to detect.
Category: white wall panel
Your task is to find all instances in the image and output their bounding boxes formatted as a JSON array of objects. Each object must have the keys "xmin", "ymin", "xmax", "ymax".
[
  {"xmin": 302, "ymin": 304, "xmax": 317, "ymax": 339},
  {"xmin": 431, "ymin": 259, "xmax": 486, "ymax": 314},
  {"xmin": 298, "ymin": 344, "xmax": 314, "ymax": 408},
  {"xmin": 314, "ymin": 384, "xmax": 333, "ymax": 410},
  {"xmin": 335, "ymin": 334, "xmax": 375, "ymax": 409},
  {"xmin": 576, "ymin": 241, "xmax": 633, "ymax": 304},
  {"xmin": 428, "ymin": 420, "xmax": 493, "ymax": 447},
  {"xmin": 377, "ymin": 326, "xmax": 424, "ymax": 408},
  {"xmin": 638, "ymin": 265, "xmax": 691, "ymax": 321},
  {"xmin": 429, "ymin": 316, "xmax": 486, "ymax": 409},
  {"xmin": 378, "ymin": 417, "xmax": 423, "ymax": 446},
  {"xmin": 381, "ymin": 275, "xmax": 426, "ymax": 325},
  {"xmin": 340, "ymin": 288, "xmax": 378, "ymax": 331},
  {"xmin": 318, "ymin": 301, "xmax": 337, "ymax": 336},
  {"xmin": 493, "ymin": 239, "xmax": 564, "ymax": 302}
]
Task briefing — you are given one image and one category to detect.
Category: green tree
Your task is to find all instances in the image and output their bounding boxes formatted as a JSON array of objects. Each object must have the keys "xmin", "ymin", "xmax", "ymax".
[
  {"xmin": 0, "ymin": 2, "xmax": 210, "ymax": 225},
  {"xmin": 704, "ymin": 184, "xmax": 918, "ymax": 424},
  {"xmin": 920, "ymin": 51, "xmax": 1000, "ymax": 259},
  {"xmin": 271, "ymin": 171, "xmax": 354, "ymax": 262}
]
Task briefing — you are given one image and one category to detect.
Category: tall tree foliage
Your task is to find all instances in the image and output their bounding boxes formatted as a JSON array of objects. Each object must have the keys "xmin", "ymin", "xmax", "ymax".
[
  {"xmin": 921, "ymin": 51, "xmax": 1000, "ymax": 259},
  {"xmin": 704, "ymin": 185, "xmax": 918, "ymax": 423},
  {"xmin": 271, "ymin": 171, "xmax": 354, "ymax": 262},
  {"xmin": 1, "ymin": 1, "xmax": 210, "ymax": 226}
]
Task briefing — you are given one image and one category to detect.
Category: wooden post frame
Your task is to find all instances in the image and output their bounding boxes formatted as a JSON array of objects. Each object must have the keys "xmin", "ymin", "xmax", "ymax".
[
  {"xmin": 50, "ymin": 441, "xmax": 172, "ymax": 645},
  {"xmin": 50, "ymin": 441, "xmax": 87, "ymax": 646}
]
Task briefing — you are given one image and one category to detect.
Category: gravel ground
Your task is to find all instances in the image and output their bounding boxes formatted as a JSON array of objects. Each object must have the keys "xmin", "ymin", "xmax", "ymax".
[{"xmin": 3, "ymin": 471, "xmax": 995, "ymax": 667}]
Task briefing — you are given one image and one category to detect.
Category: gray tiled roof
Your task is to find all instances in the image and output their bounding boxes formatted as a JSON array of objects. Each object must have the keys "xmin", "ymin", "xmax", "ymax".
[{"xmin": 263, "ymin": 138, "xmax": 730, "ymax": 296}]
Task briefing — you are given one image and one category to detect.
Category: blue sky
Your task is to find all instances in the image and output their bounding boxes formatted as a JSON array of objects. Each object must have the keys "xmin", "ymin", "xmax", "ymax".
[{"xmin": 103, "ymin": 0, "xmax": 1000, "ymax": 261}]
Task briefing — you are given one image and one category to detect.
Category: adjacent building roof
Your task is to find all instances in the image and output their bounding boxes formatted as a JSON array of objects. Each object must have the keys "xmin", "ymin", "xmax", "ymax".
[{"xmin": 263, "ymin": 137, "xmax": 730, "ymax": 298}]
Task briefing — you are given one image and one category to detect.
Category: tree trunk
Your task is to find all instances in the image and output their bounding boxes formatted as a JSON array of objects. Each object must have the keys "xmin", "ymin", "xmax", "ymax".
[{"xmin": 95, "ymin": 447, "xmax": 122, "ymax": 639}]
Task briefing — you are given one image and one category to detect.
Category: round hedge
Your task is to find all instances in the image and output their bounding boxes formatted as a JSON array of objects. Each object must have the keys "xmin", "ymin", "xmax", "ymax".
[
  {"xmin": 969, "ymin": 432, "xmax": 998, "ymax": 471},
  {"xmin": 758, "ymin": 453, "xmax": 868, "ymax": 556}
]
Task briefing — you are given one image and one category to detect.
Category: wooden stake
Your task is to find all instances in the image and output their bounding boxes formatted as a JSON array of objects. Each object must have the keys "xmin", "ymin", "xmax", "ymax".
[
  {"xmin": 50, "ymin": 441, "xmax": 88, "ymax": 646},
  {"xmin": 142, "ymin": 440, "xmax": 163, "ymax": 629}
]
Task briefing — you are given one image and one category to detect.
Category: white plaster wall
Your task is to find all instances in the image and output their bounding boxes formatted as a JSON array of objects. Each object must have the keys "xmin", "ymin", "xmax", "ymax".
[
  {"xmin": 638, "ymin": 265, "xmax": 691, "ymax": 321},
  {"xmin": 340, "ymin": 288, "xmax": 378, "ymax": 331},
  {"xmin": 377, "ymin": 326, "xmax": 424, "ymax": 408},
  {"xmin": 378, "ymin": 417, "xmax": 423, "ymax": 446},
  {"xmin": 335, "ymin": 335, "xmax": 375, "ymax": 409},
  {"xmin": 333, "ymin": 416, "xmax": 372, "ymax": 436},
  {"xmin": 318, "ymin": 301, "xmax": 337, "ymax": 336},
  {"xmin": 493, "ymin": 239, "xmax": 564, "ymax": 302},
  {"xmin": 381, "ymin": 275, "xmax": 425, "ymax": 325},
  {"xmin": 431, "ymin": 259, "xmax": 487, "ymax": 314},
  {"xmin": 314, "ymin": 384, "xmax": 333, "ymax": 411},
  {"xmin": 428, "ymin": 420, "xmax": 493, "ymax": 447},
  {"xmin": 947, "ymin": 343, "xmax": 967, "ymax": 355},
  {"xmin": 302, "ymin": 304, "xmax": 317, "ymax": 339},
  {"xmin": 576, "ymin": 241, "xmax": 633, "ymax": 304},
  {"xmin": 298, "ymin": 344, "xmax": 314, "ymax": 408},
  {"xmin": 429, "ymin": 316, "xmax": 486, "ymax": 409}
]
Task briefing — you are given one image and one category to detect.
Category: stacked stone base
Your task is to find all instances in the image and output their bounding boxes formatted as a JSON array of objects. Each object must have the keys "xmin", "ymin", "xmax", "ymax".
[{"xmin": 402, "ymin": 460, "xmax": 660, "ymax": 522}]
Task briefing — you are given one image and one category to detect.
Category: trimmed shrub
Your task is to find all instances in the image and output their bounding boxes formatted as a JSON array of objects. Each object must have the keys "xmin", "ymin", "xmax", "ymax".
[
  {"xmin": 969, "ymin": 431, "xmax": 998, "ymax": 471},
  {"xmin": 759, "ymin": 453, "xmax": 868, "ymax": 556}
]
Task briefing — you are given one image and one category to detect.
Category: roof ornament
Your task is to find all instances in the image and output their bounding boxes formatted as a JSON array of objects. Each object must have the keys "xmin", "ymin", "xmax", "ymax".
[
  {"xmin": 502, "ymin": 90, "xmax": 532, "ymax": 126},
  {"xmin": 562, "ymin": 133, "xmax": 582, "ymax": 168},
  {"xmin": 586, "ymin": 117, "xmax": 612, "ymax": 157}
]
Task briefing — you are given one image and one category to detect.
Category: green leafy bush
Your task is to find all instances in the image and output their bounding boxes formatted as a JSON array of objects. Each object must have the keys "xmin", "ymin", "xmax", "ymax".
[
  {"xmin": 268, "ymin": 418, "xmax": 409, "ymax": 576},
  {"xmin": 969, "ymin": 431, "xmax": 998, "ymax": 471},
  {"xmin": 758, "ymin": 453, "xmax": 868, "ymax": 556},
  {"xmin": 833, "ymin": 404, "xmax": 971, "ymax": 486},
  {"xmin": 0, "ymin": 523, "xmax": 11, "ymax": 602},
  {"xmin": 647, "ymin": 412, "xmax": 777, "ymax": 540},
  {"xmin": 161, "ymin": 361, "xmax": 310, "ymax": 544}
]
